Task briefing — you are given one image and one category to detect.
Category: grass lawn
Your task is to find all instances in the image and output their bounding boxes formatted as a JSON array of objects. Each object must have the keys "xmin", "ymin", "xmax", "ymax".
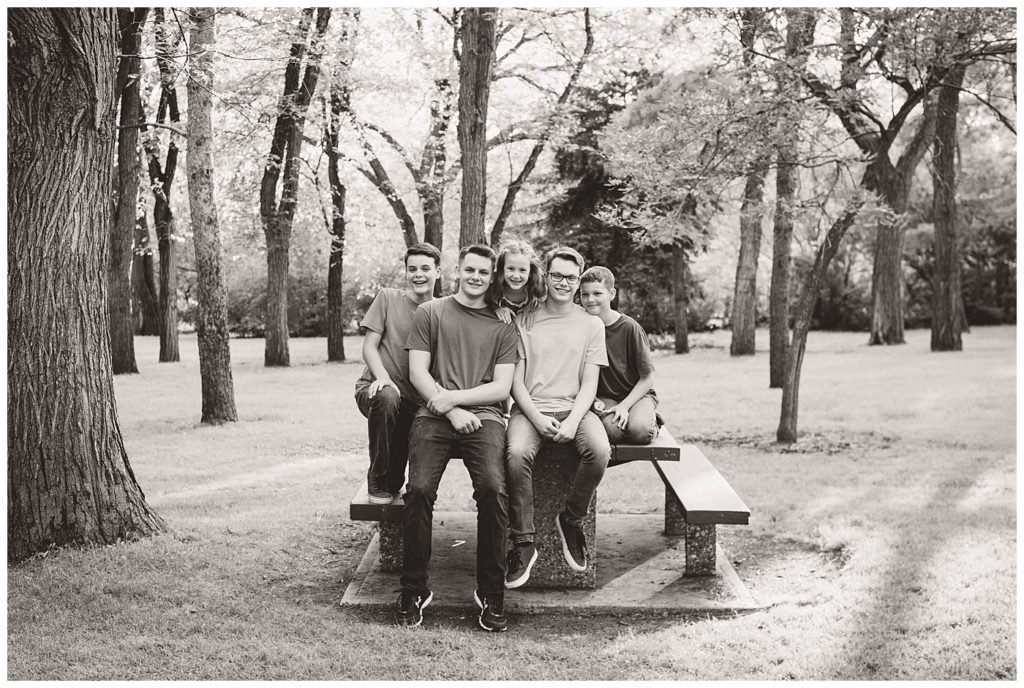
[{"xmin": 6, "ymin": 326, "xmax": 1016, "ymax": 679}]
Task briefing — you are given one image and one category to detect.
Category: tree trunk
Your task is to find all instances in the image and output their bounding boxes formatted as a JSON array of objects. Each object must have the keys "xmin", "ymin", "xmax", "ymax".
[
  {"xmin": 260, "ymin": 8, "xmax": 332, "ymax": 367},
  {"xmin": 109, "ymin": 8, "xmax": 148, "ymax": 374},
  {"xmin": 8, "ymin": 8, "xmax": 165, "ymax": 562},
  {"xmin": 672, "ymin": 239, "xmax": 690, "ymax": 355},
  {"xmin": 186, "ymin": 8, "xmax": 238, "ymax": 424},
  {"xmin": 868, "ymin": 211, "xmax": 907, "ymax": 345},
  {"xmin": 422, "ymin": 78, "xmax": 453, "ymax": 251},
  {"xmin": 770, "ymin": 8, "xmax": 816, "ymax": 388},
  {"xmin": 457, "ymin": 8, "xmax": 497, "ymax": 247},
  {"xmin": 148, "ymin": 7, "xmax": 181, "ymax": 362},
  {"xmin": 778, "ymin": 203, "xmax": 862, "ymax": 443},
  {"xmin": 132, "ymin": 210, "xmax": 160, "ymax": 335},
  {"xmin": 930, "ymin": 64, "xmax": 967, "ymax": 352},
  {"xmin": 730, "ymin": 165, "xmax": 765, "ymax": 356}
]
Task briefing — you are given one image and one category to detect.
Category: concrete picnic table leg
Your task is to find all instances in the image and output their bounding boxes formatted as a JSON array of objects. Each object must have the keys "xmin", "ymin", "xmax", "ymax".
[
  {"xmin": 665, "ymin": 489, "xmax": 717, "ymax": 576},
  {"xmin": 377, "ymin": 521, "xmax": 403, "ymax": 573}
]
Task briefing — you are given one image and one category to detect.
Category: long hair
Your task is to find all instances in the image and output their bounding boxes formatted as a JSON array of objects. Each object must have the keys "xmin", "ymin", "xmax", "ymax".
[{"xmin": 487, "ymin": 239, "xmax": 546, "ymax": 312}]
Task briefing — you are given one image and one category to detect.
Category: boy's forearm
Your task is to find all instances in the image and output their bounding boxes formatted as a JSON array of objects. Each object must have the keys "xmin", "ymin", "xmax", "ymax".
[
  {"xmin": 619, "ymin": 373, "xmax": 655, "ymax": 410},
  {"xmin": 449, "ymin": 380, "xmax": 512, "ymax": 407},
  {"xmin": 362, "ymin": 337, "xmax": 391, "ymax": 382},
  {"xmin": 566, "ymin": 375, "xmax": 598, "ymax": 425},
  {"xmin": 409, "ymin": 365, "xmax": 437, "ymax": 403},
  {"xmin": 512, "ymin": 378, "xmax": 546, "ymax": 426}
]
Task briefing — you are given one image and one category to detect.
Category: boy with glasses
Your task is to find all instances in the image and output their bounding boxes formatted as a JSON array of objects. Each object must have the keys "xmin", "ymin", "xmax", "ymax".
[{"xmin": 504, "ymin": 246, "xmax": 610, "ymax": 589}]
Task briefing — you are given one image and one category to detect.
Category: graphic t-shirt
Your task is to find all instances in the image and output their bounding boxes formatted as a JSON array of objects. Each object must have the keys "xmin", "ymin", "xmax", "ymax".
[
  {"xmin": 598, "ymin": 313, "xmax": 658, "ymax": 404},
  {"xmin": 516, "ymin": 303, "xmax": 608, "ymax": 414},
  {"xmin": 405, "ymin": 296, "xmax": 520, "ymax": 424},
  {"xmin": 355, "ymin": 288, "xmax": 423, "ymax": 400}
]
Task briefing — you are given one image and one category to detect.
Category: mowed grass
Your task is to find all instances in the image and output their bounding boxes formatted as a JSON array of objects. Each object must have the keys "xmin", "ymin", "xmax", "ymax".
[{"xmin": 6, "ymin": 326, "xmax": 1016, "ymax": 679}]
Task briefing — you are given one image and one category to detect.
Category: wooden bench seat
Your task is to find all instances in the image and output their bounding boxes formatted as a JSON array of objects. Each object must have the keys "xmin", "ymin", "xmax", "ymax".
[{"xmin": 349, "ymin": 427, "xmax": 749, "ymax": 580}]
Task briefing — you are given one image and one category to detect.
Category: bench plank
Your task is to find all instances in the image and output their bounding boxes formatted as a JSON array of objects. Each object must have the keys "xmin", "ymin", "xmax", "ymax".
[
  {"xmin": 609, "ymin": 426, "xmax": 681, "ymax": 466},
  {"xmin": 653, "ymin": 446, "xmax": 750, "ymax": 525},
  {"xmin": 350, "ymin": 480, "xmax": 404, "ymax": 522}
]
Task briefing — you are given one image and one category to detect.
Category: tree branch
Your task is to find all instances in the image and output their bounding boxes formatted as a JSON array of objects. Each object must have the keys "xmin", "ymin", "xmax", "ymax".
[{"xmin": 120, "ymin": 122, "xmax": 187, "ymax": 137}]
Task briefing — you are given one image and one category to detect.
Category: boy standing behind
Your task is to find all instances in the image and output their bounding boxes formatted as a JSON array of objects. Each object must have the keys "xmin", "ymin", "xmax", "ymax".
[
  {"xmin": 580, "ymin": 266, "xmax": 661, "ymax": 445},
  {"xmin": 355, "ymin": 243, "xmax": 441, "ymax": 504}
]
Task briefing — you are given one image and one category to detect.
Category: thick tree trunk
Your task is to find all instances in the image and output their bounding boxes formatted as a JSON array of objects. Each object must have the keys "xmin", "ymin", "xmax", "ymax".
[
  {"xmin": 869, "ymin": 212, "xmax": 907, "ymax": 345},
  {"xmin": 457, "ymin": 8, "xmax": 497, "ymax": 247},
  {"xmin": 422, "ymin": 78, "xmax": 452, "ymax": 252},
  {"xmin": 930, "ymin": 64, "xmax": 967, "ymax": 352},
  {"xmin": 260, "ymin": 8, "xmax": 332, "ymax": 366},
  {"xmin": 8, "ymin": 8, "xmax": 165, "ymax": 562},
  {"xmin": 109, "ymin": 8, "xmax": 148, "ymax": 374},
  {"xmin": 132, "ymin": 210, "xmax": 160, "ymax": 335},
  {"xmin": 730, "ymin": 166, "xmax": 766, "ymax": 356},
  {"xmin": 672, "ymin": 240, "xmax": 690, "ymax": 355},
  {"xmin": 778, "ymin": 203, "xmax": 861, "ymax": 443},
  {"xmin": 187, "ymin": 8, "xmax": 238, "ymax": 424}
]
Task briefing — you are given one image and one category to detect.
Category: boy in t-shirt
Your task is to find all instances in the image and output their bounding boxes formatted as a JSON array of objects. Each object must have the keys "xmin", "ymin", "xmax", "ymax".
[
  {"xmin": 396, "ymin": 244, "xmax": 520, "ymax": 633},
  {"xmin": 504, "ymin": 247, "xmax": 610, "ymax": 590},
  {"xmin": 354, "ymin": 243, "xmax": 440, "ymax": 505},
  {"xmin": 580, "ymin": 266, "xmax": 660, "ymax": 445}
]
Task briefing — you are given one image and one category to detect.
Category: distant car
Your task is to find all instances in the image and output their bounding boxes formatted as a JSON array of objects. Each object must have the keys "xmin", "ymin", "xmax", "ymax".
[{"xmin": 705, "ymin": 316, "xmax": 724, "ymax": 331}]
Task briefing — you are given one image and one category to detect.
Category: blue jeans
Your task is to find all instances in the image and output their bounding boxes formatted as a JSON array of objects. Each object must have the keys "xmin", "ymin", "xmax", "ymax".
[
  {"xmin": 401, "ymin": 415, "xmax": 508, "ymax": 597},
  {"xmin": 505, "ymin": 409, "xmax": 611, "ymax": 545},
  {"xmin": 354, "ymin": 384, "xmax": 418, "ymax": 494},
  {"xmin": 598, "ymin": 395, "xmax": 660, "ymax": 445}
]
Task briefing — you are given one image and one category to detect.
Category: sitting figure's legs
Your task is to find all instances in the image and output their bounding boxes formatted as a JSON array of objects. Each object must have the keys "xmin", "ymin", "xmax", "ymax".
[
  {"xmin": 397, "ymin": 416, "xmax": 452, "ymax": 626},
  {"xmin": 557, "ymin": 411, "xmax": 611, "ymax": 571},
  {"xmin": 623, "ymin": 396, "xmax": 660, "ymax": 445},
  {"xmin": 503, "ymin": 411, "xmax": 544, "ymax": 588},
  {"xmin": 355, "ymin": 384, "xmax": 405, "ymax": 502}
]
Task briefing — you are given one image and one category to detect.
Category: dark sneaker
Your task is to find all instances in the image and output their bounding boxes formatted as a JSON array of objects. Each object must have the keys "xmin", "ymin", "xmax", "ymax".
[
  {"xmin": 555, "ymin": 511, "xmax": 587, "ymax": 572},
  {"xmin": 474, "ymin": 590, "xmax": 508, "ymax": 632},
  {"xmin": 396, "ymin": 589, "xmax": 432, "ymax": 627},
  {"xmin": 504, "ymin": 542, "xmax": 538, "ymax": 589},
  {"xmin": 370, "ymin": 489, "xmax": 393, "ymax": 505}
]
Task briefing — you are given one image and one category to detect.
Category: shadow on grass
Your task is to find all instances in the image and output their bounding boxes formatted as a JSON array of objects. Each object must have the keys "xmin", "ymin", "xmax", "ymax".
[{"xmin": 832, "ymin": 455, "xmax": 1009, "ymax": 679}]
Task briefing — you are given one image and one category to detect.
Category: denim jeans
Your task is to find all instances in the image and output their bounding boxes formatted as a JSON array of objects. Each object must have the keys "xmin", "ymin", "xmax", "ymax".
[
  {"xmin": 505, "ymin": 409, "xmax": 611, "ymax": 545},
  {"xmin": 598, "ymin": 395, "xmax": 660, "ymax": 445},
  {"xmin": 401, "ymin": 415, "xmax": 508, "ymax": 596},
  {"xmin": 354, "ymin": 385, "xmax": 418, "ymax": 494}
]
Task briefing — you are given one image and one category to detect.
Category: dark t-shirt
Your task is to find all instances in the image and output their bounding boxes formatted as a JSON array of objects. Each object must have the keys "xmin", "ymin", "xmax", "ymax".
[
  {"xmin": 405, "ymin": 296, "xmax": 520, "ymax": 423},
  {"xmin": 598, "ymin": 313, "xmax": 658, "ymax": 404},
  {"xmin": 355, "ymin": 288, "xmax": 422, "ymax": 400}
]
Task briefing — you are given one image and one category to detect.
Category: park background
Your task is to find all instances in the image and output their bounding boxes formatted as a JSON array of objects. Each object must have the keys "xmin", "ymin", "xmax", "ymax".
[{"xmin": 5, "ymin": 6, "xmax": 1017, "ymax": 680}]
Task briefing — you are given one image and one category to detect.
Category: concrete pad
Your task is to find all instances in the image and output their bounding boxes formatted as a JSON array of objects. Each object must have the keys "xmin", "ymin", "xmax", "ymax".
[{"xmin": 342, "ymin": 511, "xmax": 762, "ymax": 616}]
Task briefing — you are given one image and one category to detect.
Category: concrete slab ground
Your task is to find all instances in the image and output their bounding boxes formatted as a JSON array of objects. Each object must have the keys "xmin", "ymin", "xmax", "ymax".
[{"xmin": 342, "ymin": 511, "xmax": 762, "ymax": 616}]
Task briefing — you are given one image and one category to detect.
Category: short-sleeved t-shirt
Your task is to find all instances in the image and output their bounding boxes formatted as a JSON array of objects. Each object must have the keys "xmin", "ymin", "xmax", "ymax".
[
  {"xmin": 516, "ymin": 304, "xmax": 608, "ymax": 414},
  {"xmin": 405, "ymin": 296, "xmax": 520, "ymax": 423},
  {"xmin": 355, "ymin": 288, "xmax": 422, "ymax": 400},
  {"xmin": 598, "ymin": 313, "xmax": 658, "ymax": 404}
]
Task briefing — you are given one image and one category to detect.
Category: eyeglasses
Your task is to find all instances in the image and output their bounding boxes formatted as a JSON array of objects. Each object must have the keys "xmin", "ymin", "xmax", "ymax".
[{"xmin": 548, "ymin": 272, "xmax": 580, "ymax": 285}]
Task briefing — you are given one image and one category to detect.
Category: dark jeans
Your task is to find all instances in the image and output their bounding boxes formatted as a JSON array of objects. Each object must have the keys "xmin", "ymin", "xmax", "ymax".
[
  {"xmin": 354, "ymin": 385, "xmax": 418, "ymax": 494},
  {"xmin": 401, "ymin": 415, "xmax": 508, "ymax": 597}
]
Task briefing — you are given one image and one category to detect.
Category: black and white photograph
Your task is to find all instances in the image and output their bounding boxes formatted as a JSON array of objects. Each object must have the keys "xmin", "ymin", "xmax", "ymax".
[{"xmin": 5, "ymin": 4, "xmax": 1017, "ymax": 680}]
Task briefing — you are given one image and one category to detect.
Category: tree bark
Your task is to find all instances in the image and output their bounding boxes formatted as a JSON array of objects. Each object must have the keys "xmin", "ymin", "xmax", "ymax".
[
  {"xmin": 325, "ymin": 21, "xmax": 355, "ymax": 363},
  {"xmin": 187, "ymin": 7, "xmax": 238, "ymax": 424},
  {"xmin": 422, "ymin": 78, "xmax": 453, "ymax": 251},
  {"xmin": 109, "ymin": 8, "xmax": 148, "ymax": 374},
  {"xmin": 930, "ymin": 64, "xmax": 967, "ymax": 352},
  {"xmin": 770, "ymin": 9, "xmax": 817, "ymax": 388},
  {"xmin": 730, "ymin": 165, "xmax": 765, "ymax": 356},
  {"xmin": 8, "ymin": 8, "xmax": 165, "ymax": 562},
  {"xmin": 778, "ymin": 202, "xmax": 862, "ymax": 443},
  {"xmin": 672, "ymin": 240, "xmax": 690, "ymax": 355},
  {"xmin": 147, "ymin": 7, "xmax": 181, "ymax": 362},
  {"xmin": 457, "ymin": 8, "xmax": 497, "ymax": 247},
  {"xmin": 260, "ymin": 8, "xmax": 332, "ymax": 367},
  {"xmin": 132, "ymin": 209, "xmax": 160, "ymax": 335}
]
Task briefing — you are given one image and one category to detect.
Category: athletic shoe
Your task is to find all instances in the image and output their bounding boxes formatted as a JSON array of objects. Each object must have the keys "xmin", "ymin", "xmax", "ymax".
[
  {"xmin": 473, "ymin": 590, "xmax": 508, "ymax": 632},
  {"xmin": 504, "ymin": 542, "xmax": 538, "ymax": 589},
  {"xmin": 368, "ymin": 486, "xmax": 393, "ymax": 505},
  {"xmin": 555, "ymin": 511, "xmax": 587, "ymax": 572},
  {"xmin": 396, "ymin": 588, "xmax": 432, "ymax": 627}
]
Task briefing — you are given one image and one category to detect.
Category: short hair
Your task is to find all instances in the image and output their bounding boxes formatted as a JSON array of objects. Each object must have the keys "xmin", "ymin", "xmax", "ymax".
[
  {"xmin": 458, "ymin": 243, "xmax": 496, "ymax": 270},
  {"xmin": 545, "ymin": 246, "xmax": 585, "ymax": 273},
  {"xmin": 405, "ymin": 242, "xmax": 441, "ymax": 267},
  {"xmin": 581, "ymin": 266, "xmax": 615, "ymax": 291}
]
